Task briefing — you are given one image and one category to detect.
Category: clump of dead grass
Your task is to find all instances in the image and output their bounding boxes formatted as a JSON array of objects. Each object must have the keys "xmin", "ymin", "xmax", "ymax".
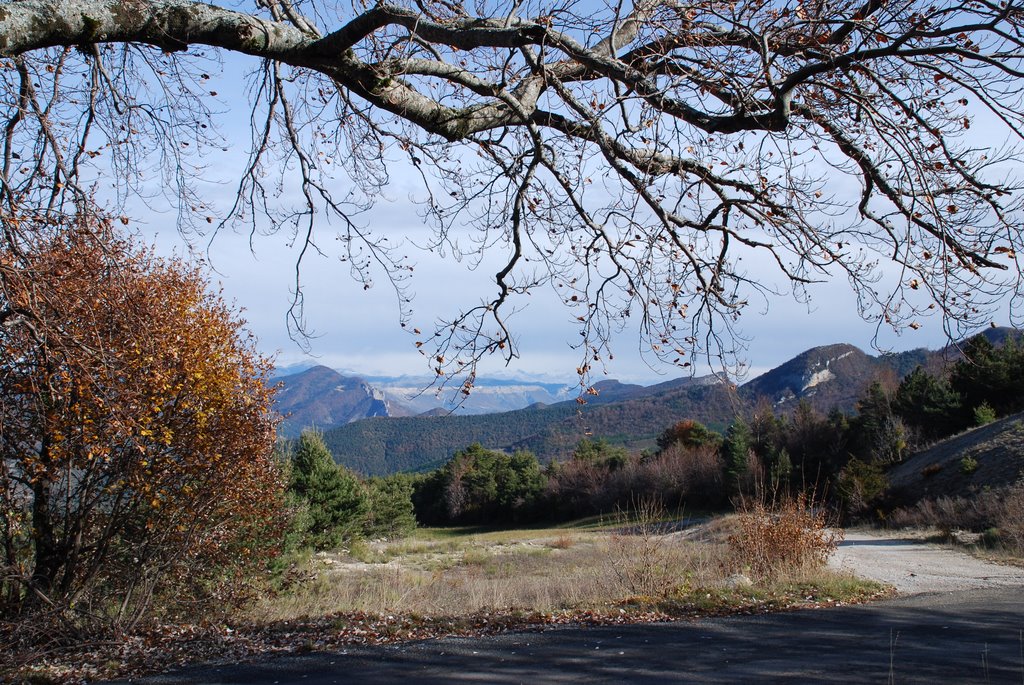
[
  {"xmin": 548, "ymin": 535, "xmax": 575, "ymax": 550},
  {"xmin": 728, "ymin": 493, "xmax": 842, "ymax": 580}
]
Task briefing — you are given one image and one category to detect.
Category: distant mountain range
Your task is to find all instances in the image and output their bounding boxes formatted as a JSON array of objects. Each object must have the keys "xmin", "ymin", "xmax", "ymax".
[
  {"xmin": 271, "ymin": 367, "xmax": 578, "ymax": 437},
  {"xmin": 272, "ymin": 366, "xmax": 413, "ymax": 438},
  {"xmin": 273, "ymin": 327, "xmax": 1017, "ymax": 473},
  {"xmin": 365, "ymin": 375, "xmax": 575, "ymax": 415}
]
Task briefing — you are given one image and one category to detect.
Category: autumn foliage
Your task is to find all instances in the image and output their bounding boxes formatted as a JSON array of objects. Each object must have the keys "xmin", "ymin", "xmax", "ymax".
[{"xmin": 0, "ymin": 212, "xmax": 285, "ymax": 631}]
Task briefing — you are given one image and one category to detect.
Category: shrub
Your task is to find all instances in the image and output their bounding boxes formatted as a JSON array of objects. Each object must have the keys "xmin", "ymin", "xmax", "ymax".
[
  {"xmin": 974, "ymin": 402, "xmax": 998, "ymax": 426},
  {"xmin": 996, "ymin": 480, "xmax": 1024, "ymax": 552},
  {"xmin": 921, "ymin": 463, "xmax": 943, "ymax": 478},
  {"xmin": 0, "ymin": 215, "xmax": 284, "ymax": 630},
  {"xmin": 728, "ymin": 493, "xmax": 842, "ymax": 580},
  {"xmin": 887, "ymin": 493, "xmax": 996, "ymax": 534},
  {"xmin": 959, "ymin": 455, "xmax": 980, "ymax": 475},
  {"xmin": 609, "ymin": 496, "xmax": 677, "ymax": 598},
  {"xmin": 548, "ymin": 535, "xmax": 575, "ymax": 550},
  {"xmin": 980, "ymin": 527, "xmax": 1003, "ymax": 549}
]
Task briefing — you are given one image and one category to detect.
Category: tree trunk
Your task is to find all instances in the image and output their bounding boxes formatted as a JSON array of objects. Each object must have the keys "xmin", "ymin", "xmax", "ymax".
[{"xmin": 27, "ymin": 476, "xmax": 62, "ymax": 608}]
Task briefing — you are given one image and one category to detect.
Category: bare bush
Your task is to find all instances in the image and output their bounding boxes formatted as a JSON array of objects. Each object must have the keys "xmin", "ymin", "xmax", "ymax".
[
  {"xmin": 887, "ymin": 494, "xmax": 997, "ymax": 534},
  {"xmin": 608, "ymin": 497, "xmax": 678, "ymax": 599},
  {"xmin": 729, "ymin": 493, "xmax": 842, "ymax": 580},
  {"xmin": 543, "ymin": 444, "xmax": 725, "ymax": 520},
  {"xmin": 886, "ymin": 482, "xmax": 1024, "ymax": 553},
  {"xmin": 995, "ymin": 481, "xmax": 1024, "ymax": 551},
  {"xmin": 642, "ymin": 444, "xmax": 725, "ymax": 509}
]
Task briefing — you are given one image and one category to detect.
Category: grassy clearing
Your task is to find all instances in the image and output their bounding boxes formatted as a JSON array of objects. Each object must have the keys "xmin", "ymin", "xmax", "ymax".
[{"xmin": 247, "ymin": 514, "xmax": 885, "ymax": 624}]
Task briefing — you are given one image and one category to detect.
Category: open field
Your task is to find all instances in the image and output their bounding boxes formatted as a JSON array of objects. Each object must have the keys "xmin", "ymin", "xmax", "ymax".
[{"xmin": 247, "ymin": 512, "xmax": 882, "ymax": 624}]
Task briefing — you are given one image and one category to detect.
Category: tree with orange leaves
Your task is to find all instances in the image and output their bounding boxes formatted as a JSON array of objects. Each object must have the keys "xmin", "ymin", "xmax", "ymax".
[{"xmin": 0, "ymin": 211, "xmax": 284, "ymax": 630}]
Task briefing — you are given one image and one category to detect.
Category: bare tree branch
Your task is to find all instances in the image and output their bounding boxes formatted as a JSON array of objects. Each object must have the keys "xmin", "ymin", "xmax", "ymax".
[{"xmin": 1, "ymin": 0, "xmax": 1024, "ymax": 389}]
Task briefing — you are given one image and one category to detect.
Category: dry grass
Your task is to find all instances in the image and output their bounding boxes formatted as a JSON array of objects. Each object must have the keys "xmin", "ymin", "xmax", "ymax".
[
  {"xmin": 996, "ymin": 480, "xmax": 1024, "ymax": 550},
  {"xmin": 3, "ymin": 514, "xmax": 889, "ymax": 685},
  {"xmin": 250, "ymin": 533, "xmax": 618, "ymax": 621},
  {"xmin": 886, "ymin": 479, "xmax": 1024, "ymax": 555},
  {"xmin": 248, "ymin": 511, "xmax": 878, "ymax": 624}
]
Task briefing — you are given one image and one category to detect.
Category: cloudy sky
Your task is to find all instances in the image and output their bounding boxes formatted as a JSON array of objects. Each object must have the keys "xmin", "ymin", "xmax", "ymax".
[
  {"xmin": 132, "ymin": 46, "xmax": 1006, "ymax": 388},
  {"xmin": 143, "ymin": 188, "xmax": 968, "ymax": 386}
]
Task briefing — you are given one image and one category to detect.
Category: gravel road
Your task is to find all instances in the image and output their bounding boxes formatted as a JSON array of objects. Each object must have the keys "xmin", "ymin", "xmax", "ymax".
[{"xmin": 829, "ymin": 529, "xmax": 1024, "ymax": 594}]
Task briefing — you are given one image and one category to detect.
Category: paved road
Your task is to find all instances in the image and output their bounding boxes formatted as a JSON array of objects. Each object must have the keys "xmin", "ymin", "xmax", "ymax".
[{"xmin": 118, "ymin": 588, "xmax": 1024, "ymax": 684}]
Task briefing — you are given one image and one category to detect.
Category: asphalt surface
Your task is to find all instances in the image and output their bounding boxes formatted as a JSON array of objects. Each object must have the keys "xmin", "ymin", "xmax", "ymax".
[{"xmin": 114, "ymin": 587, "xmax": 1024, "ymax": 684}]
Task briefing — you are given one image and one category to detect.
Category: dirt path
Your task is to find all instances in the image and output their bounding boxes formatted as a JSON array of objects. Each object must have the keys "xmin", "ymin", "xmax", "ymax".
[{"xmin": 829, "ymin": 529, "xmax": 1024, "ymax": 594}]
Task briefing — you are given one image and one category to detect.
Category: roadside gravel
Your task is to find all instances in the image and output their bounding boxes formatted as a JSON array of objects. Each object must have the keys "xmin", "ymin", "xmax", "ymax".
[{"xmin": 829, "ymin": 529, "xmax": 1024, "ymax": 594}]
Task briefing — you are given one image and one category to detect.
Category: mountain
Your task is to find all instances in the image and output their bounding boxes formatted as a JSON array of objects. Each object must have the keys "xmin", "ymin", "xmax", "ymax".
[
  {"xmin": 365, "ymin": 375, "xmax": 575, "ymax": 415},
  {"xmin": 739, "ymin": 343, "xmax": 890, "ymax": 412},
  {"xmin": 269, "ymin": 360, "xmax": 319, "ymax": 379},
  {"xmin": 320, "ymin": 373, "xmax": 736, "ymax": 475},
  {"xmin": 316, "ymin": 330, "xmax": 1024, "ymax": 476},
  {"xmin": 318, "ymin": 342, "xmax": 892, "ymax": 477},
  {"xmin": 273, "ymin": 366, "xmax": 413, "ymax": 438}
]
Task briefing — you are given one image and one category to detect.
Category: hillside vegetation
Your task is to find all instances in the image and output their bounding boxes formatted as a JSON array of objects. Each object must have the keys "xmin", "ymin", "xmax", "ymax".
[
  {"xmin": 319, "ymin": 334, "xmax": 1007, "ymax": 476},
  {"xmin": 302, "ymin": 330, "xmax": 1024, "ymax": 542},
  {"xmin": 322, "ymin": 381, "xmax": 737, "ymax": 475}
]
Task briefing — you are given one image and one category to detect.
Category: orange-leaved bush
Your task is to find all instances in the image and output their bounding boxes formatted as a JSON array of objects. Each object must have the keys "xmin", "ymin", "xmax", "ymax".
[
  {"xmin": 728, "ymin": 493, "xmax": 842, "ymax": 580},
  {"xmin": 0, "ymin": 211, "xmax": 285, "ymax": 632}
]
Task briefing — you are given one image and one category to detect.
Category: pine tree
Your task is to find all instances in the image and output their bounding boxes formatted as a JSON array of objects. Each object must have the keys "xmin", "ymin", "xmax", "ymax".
[
  {"xmin": 893, "ymin": 366, "xmax": 965, "ymax": 441},
  {"xmin": 951, "ymin": 334, "xmax": 1024, "ymax": 416},
  {"xmin": 721, "ymin": 418, "xmax": 752, "ymax": 498},
  {"xmin": 364, "ymin": 476, "xmax": 417, "ymax": 540},
  {"xmin": 290, "ymin": 430, "xmax": 369, "ymax": 550}
]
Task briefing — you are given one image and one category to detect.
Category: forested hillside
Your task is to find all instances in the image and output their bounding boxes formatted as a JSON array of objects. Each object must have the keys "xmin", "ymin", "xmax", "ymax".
[
  {"xmin": 321, "ymin": 380, "xmax": 737, "ymax": 475},
  {"xmin": 321, "ymin": 330, "xmax": 1021, "ymax": 476}
]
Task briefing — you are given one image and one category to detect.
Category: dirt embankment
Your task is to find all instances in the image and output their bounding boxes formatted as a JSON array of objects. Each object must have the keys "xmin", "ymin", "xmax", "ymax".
[{"xmin": 886, "ymin": 411, "xmax": 1024, "ymax": 505}]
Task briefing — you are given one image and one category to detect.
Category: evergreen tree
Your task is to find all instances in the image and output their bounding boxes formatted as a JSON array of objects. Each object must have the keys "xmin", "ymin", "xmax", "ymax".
[
  {"xmin": 768, "ymin": 448, "xmax": 793, "ymax": 496},
  {"xmin": 951, "ymin": 334, "xmax": 1024, "ymax": 416},
  {"xmin": 893, "ymin": 366, "xmax": 965, "ymax": 441},
  {"xmin": 440, "ymin": 444, "xmax": 544, "ymax": 523},
  {"xmin": 364, "ymin": 475, "xmax": 417, "ymax": 540},
  {"xmin": 749, "ymin": 401, "xmax": 788, "ymax": 462},
  {"xmin": 721, "ymin": 418, "xmax": 752, "ymax": 498},
  {"xmin": 853, "ymin": 381, "xmax": 908, "ymax": 464},
  {"xmin": 290, "ymin": 430, "xmax": 369, "ymax": 550},
  {"xmin": 572, "ymin": 437, "xmax": 628, "ymax": 470},
  {"xmin": 785, "ymin": 400, "xmax": 844, "ymax": 489},
  {"xmin": 656, "ymin": 419, "xmax": 721, "ymax": 452}
]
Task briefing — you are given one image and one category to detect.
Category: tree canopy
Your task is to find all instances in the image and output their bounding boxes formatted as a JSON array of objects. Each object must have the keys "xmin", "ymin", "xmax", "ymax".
[{"xmin": 1, "ymin": 0, "xmax": 1024, "ymax": 383}]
